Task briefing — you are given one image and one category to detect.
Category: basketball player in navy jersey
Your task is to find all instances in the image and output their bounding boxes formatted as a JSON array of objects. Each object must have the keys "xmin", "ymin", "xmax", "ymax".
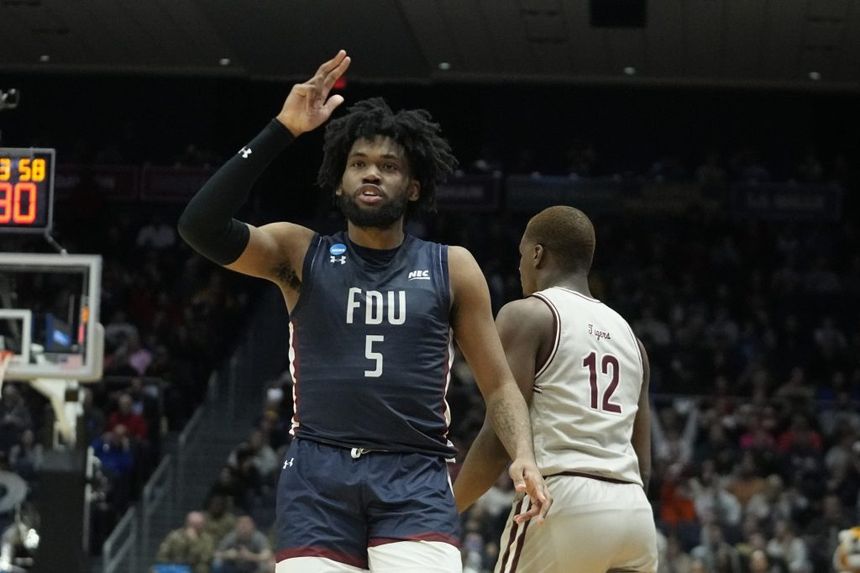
[
  {"xmin": 178, "ymin": 50, "xmax": 550, "ymax": 573},
  {"xmin": 454, "ymin": 206, "xmax": 658, "ymax": 572}
]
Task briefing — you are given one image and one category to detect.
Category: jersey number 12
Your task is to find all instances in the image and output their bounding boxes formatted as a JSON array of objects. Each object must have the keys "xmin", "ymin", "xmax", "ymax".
[{"xmin": 582, "ymin": 352, "xmax": 622, "ymax": 413}]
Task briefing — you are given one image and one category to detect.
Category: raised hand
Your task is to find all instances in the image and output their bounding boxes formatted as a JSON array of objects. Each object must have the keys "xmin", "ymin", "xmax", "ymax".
[
  {"xmin": 276, "ymin": 50, "xmax": 351, "ymax": 137},
  {"xmin": 508, "ymin": 457, "xmax": 553, "ymax": 524}
]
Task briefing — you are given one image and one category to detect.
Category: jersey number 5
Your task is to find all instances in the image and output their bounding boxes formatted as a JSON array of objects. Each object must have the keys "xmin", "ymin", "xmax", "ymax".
[
  {"xmin": 582, "ymin": 352, "xmax": 622, "ymax": 413},
  {"xmin": 364, "ymin": 335, "xmax": 384, "ymax": 378}
]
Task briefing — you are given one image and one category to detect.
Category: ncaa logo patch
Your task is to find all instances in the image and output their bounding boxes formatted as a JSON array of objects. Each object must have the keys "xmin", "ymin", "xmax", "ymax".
[{"xmin": 330, "ymin": 243, "xmax": 347, "ymax": 256}]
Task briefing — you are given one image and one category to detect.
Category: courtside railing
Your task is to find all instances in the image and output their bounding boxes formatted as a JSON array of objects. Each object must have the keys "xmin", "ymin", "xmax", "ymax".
[
  {"xmin": 102, "ymin": 507, "xmax": 137, "ymax": 573},
  {"xmin": 140, "ymin": 455, "xmax": 174, "ymax": 560}
]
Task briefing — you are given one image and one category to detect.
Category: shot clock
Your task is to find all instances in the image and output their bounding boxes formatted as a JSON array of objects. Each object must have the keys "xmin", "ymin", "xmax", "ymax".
[{"xmin": 0, "ymin": 148, "xmax": 55, "ymax": 233}]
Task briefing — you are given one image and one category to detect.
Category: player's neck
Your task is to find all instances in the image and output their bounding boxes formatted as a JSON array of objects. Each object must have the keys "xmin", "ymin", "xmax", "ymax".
[
  {"xmin": 541, "ymin": 272, "xmax": 592, "ymax": 297},
  {"xmin": 347, "ymin": 221, "xmax": 406, "ymax": 250}
]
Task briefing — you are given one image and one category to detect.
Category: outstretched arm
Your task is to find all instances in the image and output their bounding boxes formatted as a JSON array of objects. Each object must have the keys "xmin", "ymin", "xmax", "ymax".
[
  {"xmin": 178, "ymin": 51, "xmax": 350, "ymax": 296},
  {"xmin": 454, "ymin": 296, "xmax": 553, "ymax": 513},
  {"xmin": 448, "ymin": 248, "xmax": 552, "ymax": 523}
]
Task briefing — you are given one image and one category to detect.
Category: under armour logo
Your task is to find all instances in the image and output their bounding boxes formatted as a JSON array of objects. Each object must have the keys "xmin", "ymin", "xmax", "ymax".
[
  {"xmin": 330, "ymin": 256, "xmax": 346, "ymax": 264},
  {"xmin": 239, "ymin": 147, "xmax": 253, "ymax": 159},
  {"xmin": 283, "ymin": 458, "xmax": 294, "ymax": 469}
]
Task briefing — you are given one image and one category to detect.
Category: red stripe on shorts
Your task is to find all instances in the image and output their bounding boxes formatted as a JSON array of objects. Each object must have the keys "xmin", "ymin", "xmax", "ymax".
[
  {"xmin": 509, "ymin": 503, "xmax": 533, "ymax": 572},
  {"xmin": 499, "ymin": 499, "xmax": 524, "ymax": 571}
]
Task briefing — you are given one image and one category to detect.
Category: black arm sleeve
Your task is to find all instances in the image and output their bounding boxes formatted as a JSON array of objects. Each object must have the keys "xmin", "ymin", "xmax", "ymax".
[{"xmin": 177, "ymin": 119, "xmax": 295, "ymax": 265}]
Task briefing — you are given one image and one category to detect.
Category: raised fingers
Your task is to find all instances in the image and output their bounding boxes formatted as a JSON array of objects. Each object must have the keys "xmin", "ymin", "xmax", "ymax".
[
  {"xmin": 315, "ymin": 50, "xmax": 349, "ymax": 79},
  {"xmin": 322, "ymin": 54, "xmax": 351, "ymax": 90}
]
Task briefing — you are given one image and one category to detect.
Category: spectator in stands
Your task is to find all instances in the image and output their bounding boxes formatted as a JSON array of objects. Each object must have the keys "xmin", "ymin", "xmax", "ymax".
[
  {"xmin": 820, "ymin": 391, "xmax": 860, "ymax": 438},
  {"xmin": 0, "ymin": 385, "xmax": 32, "ymax": 450},
  {"xmin": 658, "ymin": 534, "xmax": 695, "ymax": 573},
  {"xmin": 227, "ymin": 430, "xmax": 277, "ymax": 483},
  {"xmin": 208, "ymin": 466, "xmax": 245, "ymax": 512},
  {"xmin": 652, "ymin": 399, "xmax": 700, "ymax": 467},
  {"xmin": 8, "ymin": 429, "xmax": 43, "ymax": 481},
  {"xmin": 747, "ymin": 548, "xmax": 780, "ymax": 573},
  {"xmin": 804, "ymin": 494, "xmax": 853, "ymax": 571},
  {"xmin": 211, "ymin": 516, "xmax": 272, "ymax": 573},
  {"xmin": 107, "ymin": 392, "xmax": 149, "ymax": 441},
  {"xmin": 81, "ymin": 387, "xmax": 106, "ymax": 445},
  {"xmin": 136, "ymin": 215, "xmax": 177, "ymax": 250},
  {"xmin": 203, "ymin": 495, "xmax": 237, "ymax": 547},
  {"xmin": 766, "ymin": 519, "xmax": 811, "ymax": 573},
  {"xmin": 689, "ymin": 461, "xmax": 742, "ymax": 530},
  {"xmin": 104, "ymin": 310, "xmax": 140, "ymax": 350},
  {"xmin": 91, "ymin": 424, "xmax": 135, "ymax": 510},
  {"xmin": 156, "ymin": 511, "xmax": 215, "ymax": 573},
  {"xmin": 725, "ymin": 451, "xmax": 768, "ymax": 509},
  {"xmin": 691, "ymin": 522, "xmax": 742, "ymax": 572}
]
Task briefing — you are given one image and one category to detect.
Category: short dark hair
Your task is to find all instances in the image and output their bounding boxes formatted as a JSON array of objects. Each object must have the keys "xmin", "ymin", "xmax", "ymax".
[
  {"xmin": 525, "ymin": 206, "xmax": 596, "ymax": 273},
  {"xmin": 317, "ymin": 97, "xmax": 458, "ymax": 214}
]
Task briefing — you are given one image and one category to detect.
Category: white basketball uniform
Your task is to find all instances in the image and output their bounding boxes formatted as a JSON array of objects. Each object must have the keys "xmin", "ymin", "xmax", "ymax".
[{"xmin": 496, "ymin": 287, "xmax": 658, "ymax": 573}]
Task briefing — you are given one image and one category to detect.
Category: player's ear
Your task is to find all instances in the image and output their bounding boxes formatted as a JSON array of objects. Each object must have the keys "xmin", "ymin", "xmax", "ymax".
[
  {"xmin": 407, "ymin": 179, "xmax": 420, "ymax": 202},
  {"xmin": 534, "ymin": 243, "xmax": 545, "ymax": 267},
  {"xmin": 335, "ymin": 185, "xmax": 343, "ymax": 197}
]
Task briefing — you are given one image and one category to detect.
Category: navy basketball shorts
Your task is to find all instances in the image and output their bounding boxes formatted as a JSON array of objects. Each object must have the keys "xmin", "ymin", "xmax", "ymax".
[{"xmin": 274, "ymin": 438, "xmax": 461, "ymax": 570}]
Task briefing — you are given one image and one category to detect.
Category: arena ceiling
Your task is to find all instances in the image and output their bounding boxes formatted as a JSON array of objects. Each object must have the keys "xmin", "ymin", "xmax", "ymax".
[{"xmin": 1, "ymin": 0, "xmax": 859, "ymax": 91}]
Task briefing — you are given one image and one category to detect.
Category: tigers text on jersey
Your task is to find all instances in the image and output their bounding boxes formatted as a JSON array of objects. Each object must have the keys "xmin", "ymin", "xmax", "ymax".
[
  {"xmin": 288, "ymin": 232, "xmax": 456, "ymax": 458},
  {"xmin": 529, "ymin": 287, "xmax": 644, "ymax": 485}
]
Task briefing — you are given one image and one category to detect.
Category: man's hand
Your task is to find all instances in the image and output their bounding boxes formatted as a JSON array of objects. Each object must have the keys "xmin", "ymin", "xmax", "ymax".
[
  {"xmin": 276, "ymin": 50, "xmax": 351, "ymax": 137},
  {"xmin": 509, "ymin": 458, "xmax": 553, "ymax": 524}
]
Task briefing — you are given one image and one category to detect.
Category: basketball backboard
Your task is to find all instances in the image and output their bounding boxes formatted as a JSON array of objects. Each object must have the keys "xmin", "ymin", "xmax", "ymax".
[{"xmin": 0, "ymin": 253, "xmax": 103, "ymax": 381}]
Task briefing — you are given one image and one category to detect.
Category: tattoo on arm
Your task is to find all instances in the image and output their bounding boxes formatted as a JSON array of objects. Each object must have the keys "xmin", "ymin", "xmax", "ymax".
[
  {"xmin": 273, "ymin": 262, "xmax": 301, "ymax": 291},
  {"xmin": 487, "ymin": 387, "xmax": 533, "ymax": 460}
]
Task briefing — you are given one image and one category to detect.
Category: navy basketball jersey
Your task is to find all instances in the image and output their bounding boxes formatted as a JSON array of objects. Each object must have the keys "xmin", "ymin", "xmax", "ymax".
[{"xmin": 288, "ymin": 231, "xmax": 456, "ymax": 458}]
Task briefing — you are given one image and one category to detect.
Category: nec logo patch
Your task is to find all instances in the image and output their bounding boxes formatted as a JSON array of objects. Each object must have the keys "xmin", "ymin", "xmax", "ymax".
[{"xmin": 408, "ymin": 270, "xmax": 430, "ymax": 280}]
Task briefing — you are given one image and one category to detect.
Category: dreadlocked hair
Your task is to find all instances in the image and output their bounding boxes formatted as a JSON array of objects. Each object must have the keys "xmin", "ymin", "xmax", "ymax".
[{"xmin": 317, "ymin": 97, "xmax": 458, "ymax": 214}]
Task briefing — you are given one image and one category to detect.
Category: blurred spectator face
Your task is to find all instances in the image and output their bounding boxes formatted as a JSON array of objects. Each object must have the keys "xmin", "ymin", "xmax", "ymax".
[
  {"xmin": 773, "ymin": 519, "xmax": 791, "ymax": 539},
  {"xmin": 118, "ymin": 394, "xmax": 133, "ymax": 415},
  {"xmin": 2, "ymin": 384, "xmax": 20, "ymax": 406},
  {"xmin": 207, "ymin": 495, "xmax": 228, "ymax": 518},
  {"xmin": 108, "ymin": 424, "xmax": 128, "ymax": 445},
  {"xmin": 186, "ymin": 511, "xmax": 205, "ymax": 535},
  {"xmin": 708, "ymin": 523, "xmax": 724, "ymax": 547},
  {"xmin": 236, "ymin": 516, "xmax": 255, "ymax": 539},
  {"xmin": 248, "ymin": 430, "xmax": 265, "ymax": 451},
  {"xmin": 748, "ymin": 532, "xmax": 767, "ymax": 551},
  {"xmin": 738, "ymin": 451, "xmax": 758, "ymax": 477},
  {"xmin": 21, "ymin": 429, "xmax": 34, "ymax": 447},
  {"xmin": 749, "ymin": 549, "xmax": 770, "ymax": 572},
  {"xmin": 822, "ymin": 495, "xmax": 842, "ymax": 519}
]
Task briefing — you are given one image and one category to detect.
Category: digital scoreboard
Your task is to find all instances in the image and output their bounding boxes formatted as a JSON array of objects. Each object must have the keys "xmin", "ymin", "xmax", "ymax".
[{"xmin": 0, "ymin": 147, "xmax": 55, "ymax": 233}]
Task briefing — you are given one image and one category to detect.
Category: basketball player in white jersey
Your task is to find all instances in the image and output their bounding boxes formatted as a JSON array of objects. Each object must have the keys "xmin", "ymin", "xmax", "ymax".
[{"xmin": 454, "ymin": 206, "xmax": 658, "ymax": 573}]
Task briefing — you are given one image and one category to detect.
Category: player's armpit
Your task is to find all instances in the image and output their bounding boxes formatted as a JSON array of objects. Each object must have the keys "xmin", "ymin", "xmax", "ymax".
[{"xmin": 225, "ymin": 222, "xmax": 314, "ymax": 289}]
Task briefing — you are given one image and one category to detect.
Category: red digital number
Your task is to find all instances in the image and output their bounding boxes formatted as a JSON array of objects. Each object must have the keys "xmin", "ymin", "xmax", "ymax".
[
  {"xmin": 0, "ymin": 182, "xmax": 11, "ymax": 223},
  {"xmin": 14, "ymin": 182, "xmax": 37, "ymax": 224},
  {"xmin": 0, "ymin": 182, "xmax": 38, "ymax": 225},
  {"xmin": 583, "ymin": 351, "xmax": 622, "ymax": 413}
]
